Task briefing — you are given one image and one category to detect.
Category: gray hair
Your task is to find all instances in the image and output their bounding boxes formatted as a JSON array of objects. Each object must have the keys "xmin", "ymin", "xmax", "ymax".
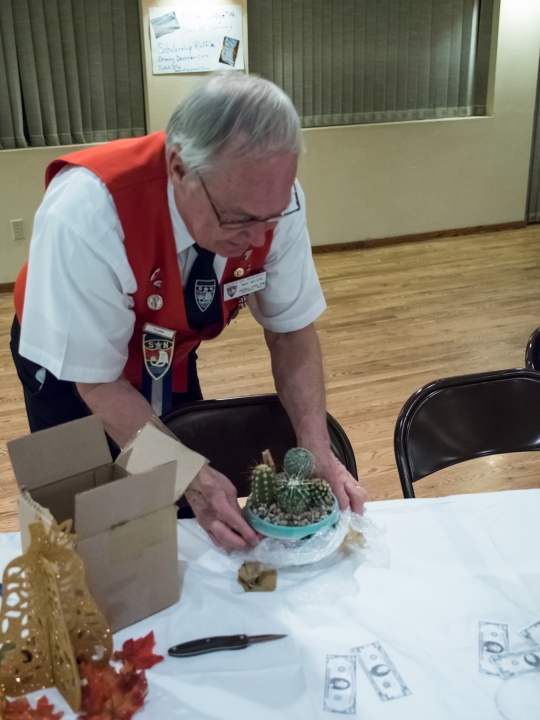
[{"xmin": 165, "ymin": 72, "xmax": 303, "ymax": 175}]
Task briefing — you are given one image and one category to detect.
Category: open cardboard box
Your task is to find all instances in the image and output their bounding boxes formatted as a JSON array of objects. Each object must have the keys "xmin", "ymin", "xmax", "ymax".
[{"xmin": 7, "ymin": 415, "xmax": 206, "ymax": 632}]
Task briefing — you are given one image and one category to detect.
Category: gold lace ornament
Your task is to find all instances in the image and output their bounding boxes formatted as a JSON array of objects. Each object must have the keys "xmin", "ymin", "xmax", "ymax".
[{"xmin": 0, "ymin": 520, "xmax": 113, "ymax": 711}]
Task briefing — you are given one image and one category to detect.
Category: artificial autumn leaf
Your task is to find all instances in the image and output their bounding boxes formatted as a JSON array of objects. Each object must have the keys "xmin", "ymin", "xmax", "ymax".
[
  {"xmin": 4, "ymin": 695, "xmax": 63, "ymax": 720},
  {"xmin": 79, "ymin": 663, "xmax": 147, "ymax": 720},
  {"xmin": 112, "ymin": 633, "xmax": 164, "ymax": 671}
]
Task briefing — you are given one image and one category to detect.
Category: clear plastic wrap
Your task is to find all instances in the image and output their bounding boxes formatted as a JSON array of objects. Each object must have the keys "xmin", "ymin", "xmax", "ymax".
[
  {"xmin": 176, "ymin": 510, "xmax": 390, "ymax": 606},
  {"xmin": 230, "ymin": 509, "xmax": 389, "ymax": 570}
]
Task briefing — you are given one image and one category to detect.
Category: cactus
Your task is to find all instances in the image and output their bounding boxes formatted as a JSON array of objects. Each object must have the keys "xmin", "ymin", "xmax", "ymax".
[
  {"xmin": 283, "ymin": 447, "xmax": 315, "ymax": 479},
  {"xmin": 274, "ymin": 471, "xmax": 288, "ymax": 488},
  {"xmin": 248, "ymin": 448, "xmax": 334, "ymax": 524},
  {"xmin": 307, "ymin": 478, "xmax": 332, "ymax": 507},
  {"xmin": 277, "ymin": 475, "xmax": 311, "ymax": 514},
  {"xmin": 250, "ymin": 464, "xmax": 277, "ymax": 505}
]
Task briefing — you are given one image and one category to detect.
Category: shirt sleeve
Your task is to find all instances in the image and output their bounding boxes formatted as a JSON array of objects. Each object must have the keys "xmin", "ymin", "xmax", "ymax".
[
  {"xmin": 19, "ymin": 167, "xmax": 137, "ymax": 383},
  {"xmin": 248, "ymin": 182, "xmax": 327, "ymax": 333}
]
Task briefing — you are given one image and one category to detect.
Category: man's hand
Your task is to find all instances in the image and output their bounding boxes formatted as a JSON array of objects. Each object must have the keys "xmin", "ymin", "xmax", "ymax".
[
  {"xmin": 311, "ymin": 450, "xmax": 368, "ymax": 515},
  {"xmin": 185, "ymin": 465, "xmax": 260, "ymax": 550},
  {"xmin": 265, "ymin": 325, "xmax": 367, "ymax": 515}
]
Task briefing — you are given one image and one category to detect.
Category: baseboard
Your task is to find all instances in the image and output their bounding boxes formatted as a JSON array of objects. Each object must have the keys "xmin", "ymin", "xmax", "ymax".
[
  {"xmin": 0, "ymin": 222, "xmax": 529, "ymax": 288},
  {"xmin": 311, "ymin": 221, "xmax": 528, "ymax": 254}
]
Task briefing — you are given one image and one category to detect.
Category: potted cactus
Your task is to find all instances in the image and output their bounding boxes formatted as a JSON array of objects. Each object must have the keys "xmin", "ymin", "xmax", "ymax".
[{"xmin": 245, "ymin": 448, "xmax": 339, "ymax": 540}]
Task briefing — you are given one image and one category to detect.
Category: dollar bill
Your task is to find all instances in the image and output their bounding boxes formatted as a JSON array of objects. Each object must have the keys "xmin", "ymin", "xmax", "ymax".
[
  {"xmin": 323, "ymin": 655, "xmax": 356, "ymax": 714},
  {"xmin": 519, "ymin": 620, "xmax": 540, "ymax": 647},
  {"xmin": 491, "ymin": 646, "xmax": 540, "ymax": 678},
  {"xmin": 352, "ymin": 642, "xmax": 411, "ymax": 701},
  {"xmin": 478, "ymin": 621, "xmax": 509, "ymax": 675}
]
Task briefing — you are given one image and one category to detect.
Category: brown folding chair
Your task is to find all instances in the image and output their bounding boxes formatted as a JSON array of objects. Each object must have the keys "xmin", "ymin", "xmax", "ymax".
[
  {"xmin": 162, "ymin": 393, "xmax": 357, "ymax": 509},
  {"xmin": 394, "ymin": 368, "xmax": 540, "ymax": 498}
]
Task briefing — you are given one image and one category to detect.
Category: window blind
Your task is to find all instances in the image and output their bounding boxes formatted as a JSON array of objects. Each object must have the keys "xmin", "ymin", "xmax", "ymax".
[
  {"xmin": 247, "ymin": 0, "xmax": 495, "ymax": 128},
  {"xmin": 528, "ymin": 61, "xmax": 540, "ymax": 223},
  {"xmin": 0, "ymin": 0, "xmax": 145, "ymax": 150}
]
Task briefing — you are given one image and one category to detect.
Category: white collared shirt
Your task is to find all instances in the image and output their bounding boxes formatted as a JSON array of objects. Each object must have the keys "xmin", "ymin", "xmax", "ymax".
[{"xmin": 20, "ymin": 165, "xmax": 326, "ymax": 383}]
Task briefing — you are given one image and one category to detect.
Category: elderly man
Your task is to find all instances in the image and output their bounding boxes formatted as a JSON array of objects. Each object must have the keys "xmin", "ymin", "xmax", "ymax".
[{"xmin": 11, "ymin": 73, "xmax": 367, "ymax": 549}]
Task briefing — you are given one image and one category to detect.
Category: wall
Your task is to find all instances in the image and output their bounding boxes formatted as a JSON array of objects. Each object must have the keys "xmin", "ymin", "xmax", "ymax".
[
  {"xmin": 0, "ymin": 0, "xmax": 247, "ymax": 284},
  {"xmin": 0, "ymin": 0, "xmax": 539, "ymax": 282},
  {"xmin": 0, "ymin": 145, "xmax": 96, "ymax": 284},
  {"xmin": 300, "ymin": 0, "xmax": 540, "ymax": 246},
  {"xmin": 138, "ymin": 0, "xmax": 540, "ymax": 246},
  {"xmin": 140, "ymin": 0, "xmax": 249, "ymax": 134}
]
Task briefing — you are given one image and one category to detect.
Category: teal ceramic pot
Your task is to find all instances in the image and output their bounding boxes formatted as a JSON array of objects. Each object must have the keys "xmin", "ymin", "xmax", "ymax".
[{"xmin": 245, "ymin": 496, "xmax": 340, "ymax": 540}]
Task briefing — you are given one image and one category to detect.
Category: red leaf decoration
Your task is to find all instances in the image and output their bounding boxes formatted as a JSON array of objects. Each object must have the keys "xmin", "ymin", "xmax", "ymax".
[
  {"xmin": 79, "ymin": 663, "xmax": 148, "ymax": 720},
  {"xmin": 112, "ymin": 632, "xmax": 164, "ymax": 671},
  {"xmin": 2, "ymin": 634, "xmax": 161, "ymax": 720},
  {"xmin": 4, "ymin": 695, "xmax": 63, "ymax": 720}
]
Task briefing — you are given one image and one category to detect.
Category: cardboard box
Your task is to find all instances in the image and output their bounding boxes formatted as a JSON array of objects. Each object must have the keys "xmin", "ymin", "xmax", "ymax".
[{"xmin": 8, "ymin": 415, "xmax": 206, "ymax": 632}]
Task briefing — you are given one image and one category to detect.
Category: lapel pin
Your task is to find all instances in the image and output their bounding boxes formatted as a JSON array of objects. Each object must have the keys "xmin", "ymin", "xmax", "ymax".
[{"xmin": 147, "ymin": 294, "xmax": 164, "ymax": 311}]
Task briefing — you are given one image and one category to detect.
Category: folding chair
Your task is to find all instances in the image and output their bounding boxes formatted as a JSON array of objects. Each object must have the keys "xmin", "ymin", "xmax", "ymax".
[
  {"xmin": 162, "ymin": 393, "xmax": 357, "ymax": 508},
  {"xmin": 525, "ymin": 327, "xmax": 540, "ymax": 371},
  {"xmin": 394, "ymin": 368, "xmax": 540, "ymax": 498}
]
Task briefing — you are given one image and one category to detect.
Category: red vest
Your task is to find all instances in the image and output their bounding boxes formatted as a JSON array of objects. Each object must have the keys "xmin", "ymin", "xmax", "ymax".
[{"xmin": 14, "ymin": 132, "xmax": 274, "ymax": 392}]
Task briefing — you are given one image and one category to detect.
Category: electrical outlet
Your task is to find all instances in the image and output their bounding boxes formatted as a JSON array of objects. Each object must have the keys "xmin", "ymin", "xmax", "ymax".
[{"xmin": 11, "ymin": 219, "xmax": 25, "ymax": 240}]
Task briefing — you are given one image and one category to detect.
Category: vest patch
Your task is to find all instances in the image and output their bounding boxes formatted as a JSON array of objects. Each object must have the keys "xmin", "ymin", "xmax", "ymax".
[{"xmin": 143, "ymin": 334, "xmax": 175, "ymax": 381}]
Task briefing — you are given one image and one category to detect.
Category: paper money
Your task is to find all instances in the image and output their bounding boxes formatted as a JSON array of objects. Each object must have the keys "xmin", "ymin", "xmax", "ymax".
[
  {"xmin": 519, "ymin": 620, "xmax": 540, "ymax": 647},
  {"xmin": 323, "ymin": 655, "xmax": 356, "ymax": 714},
  {"xmin": 478, "ymin": 621, "xmax": 509, "ymax": 675},
  {"xmin": 352, "ymin": 642, "xmax": 411, "ymax": 701},
  {"xmin": 491, "ymin": 646, "xmax": 540, "ymax": 678}
]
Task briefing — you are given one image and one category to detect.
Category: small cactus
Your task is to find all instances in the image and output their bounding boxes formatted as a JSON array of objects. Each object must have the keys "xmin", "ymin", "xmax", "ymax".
[
  {"xmin": 277, "ymin": 474, "xmax": 311, "ymax": 514},
  {"xmin": 283, "ymin": 447, "xmax": 315, "ymax": 479},
  {"xmin": 307, "ymin": 478, "xmax": 332, "ymax": 507},
  {"xmin": 274, "ymin": 471, "xmax": 288, "ymax": 488},
  {"xmin": 247, "ymin": 447, "xmax": 334, "ymax": 525},
  {"xmin": 250, "ymin": 464, "xmax": 277, "ymax": 505}
]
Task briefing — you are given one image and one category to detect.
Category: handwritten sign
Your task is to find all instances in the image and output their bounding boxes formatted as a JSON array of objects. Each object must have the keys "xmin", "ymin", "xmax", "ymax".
[{"xmin": 149, "ymin": 5, "xmax": 244, "ymax": 74}]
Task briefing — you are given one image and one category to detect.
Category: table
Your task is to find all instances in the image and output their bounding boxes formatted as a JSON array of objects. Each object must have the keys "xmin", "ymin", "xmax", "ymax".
[{"xmin": 1, "ymin": 489, "xmax": 539, "ymax": 719}]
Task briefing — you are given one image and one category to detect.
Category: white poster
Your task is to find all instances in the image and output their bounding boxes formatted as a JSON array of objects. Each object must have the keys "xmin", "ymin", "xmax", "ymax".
[{"xmin": 149, "ymin": 5, "xmax": 244, "ymax": 75}]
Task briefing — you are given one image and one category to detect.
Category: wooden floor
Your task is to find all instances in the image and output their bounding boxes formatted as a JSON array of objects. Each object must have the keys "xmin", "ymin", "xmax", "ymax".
[{"xmin": 1, "ymin": 225, "xmax": 540, "ymax": 532}]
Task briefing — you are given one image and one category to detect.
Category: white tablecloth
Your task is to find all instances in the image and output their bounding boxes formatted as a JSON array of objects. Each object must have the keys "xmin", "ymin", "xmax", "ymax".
[{"xmin": 2, "ymin": 489, "xmax": 540, "ymax": 719}]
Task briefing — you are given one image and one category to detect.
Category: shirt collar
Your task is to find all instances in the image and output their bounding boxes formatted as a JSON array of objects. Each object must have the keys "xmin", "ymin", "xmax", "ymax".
[{"xmin": 168, "ymin": 180, "xmax": 195, "ymax": 255}]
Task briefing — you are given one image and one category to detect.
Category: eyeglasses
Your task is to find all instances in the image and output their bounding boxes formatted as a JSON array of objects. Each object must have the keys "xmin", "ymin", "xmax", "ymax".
[{"xmin": 197, "ymin": 172, "xmax": 300, "ymax": 230}]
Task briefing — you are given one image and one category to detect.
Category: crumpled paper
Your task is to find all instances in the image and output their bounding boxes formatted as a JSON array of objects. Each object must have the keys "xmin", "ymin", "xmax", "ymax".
[
  {"xmin": 237, "ymin": 562, "xmax": 277, "ymax": 592},
  {"xmin": 339, "ymin": 527, "xmax": 366, "ymax": 554}
]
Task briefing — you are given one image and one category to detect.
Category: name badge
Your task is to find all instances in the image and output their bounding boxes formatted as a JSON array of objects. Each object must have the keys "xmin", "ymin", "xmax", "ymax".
[{"xmin": 223, "ymin": 272, "xmax": 266, "ymax": 300}]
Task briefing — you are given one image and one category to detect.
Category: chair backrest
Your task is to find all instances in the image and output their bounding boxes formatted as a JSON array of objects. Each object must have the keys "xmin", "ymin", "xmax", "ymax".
[
  {"xmin": 394, "ymin": 368, "xmax": 540, "ymax": 498},
  {"xmin": 525, "ymin": 327, "xmax": 540, "ymax": 371},
  {"xmin": 162, "ymin": 393, "xmax": 357, "ymax": 501}
]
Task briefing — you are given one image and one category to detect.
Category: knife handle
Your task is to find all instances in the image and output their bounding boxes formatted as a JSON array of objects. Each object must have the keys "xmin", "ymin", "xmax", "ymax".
[{"xmin": 168, "ymin": 634, "xmax": 250, "ymax": 657}]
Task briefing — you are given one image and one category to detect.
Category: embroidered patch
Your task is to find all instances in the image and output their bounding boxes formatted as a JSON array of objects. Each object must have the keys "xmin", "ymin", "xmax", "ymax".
[
  {"xmin": 195, "ymin": 279, "xmax": 216, "ymax": 312},
  {"xmin": 143, "ymin": 336, "xmax": 174, "ymax": 381}
]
